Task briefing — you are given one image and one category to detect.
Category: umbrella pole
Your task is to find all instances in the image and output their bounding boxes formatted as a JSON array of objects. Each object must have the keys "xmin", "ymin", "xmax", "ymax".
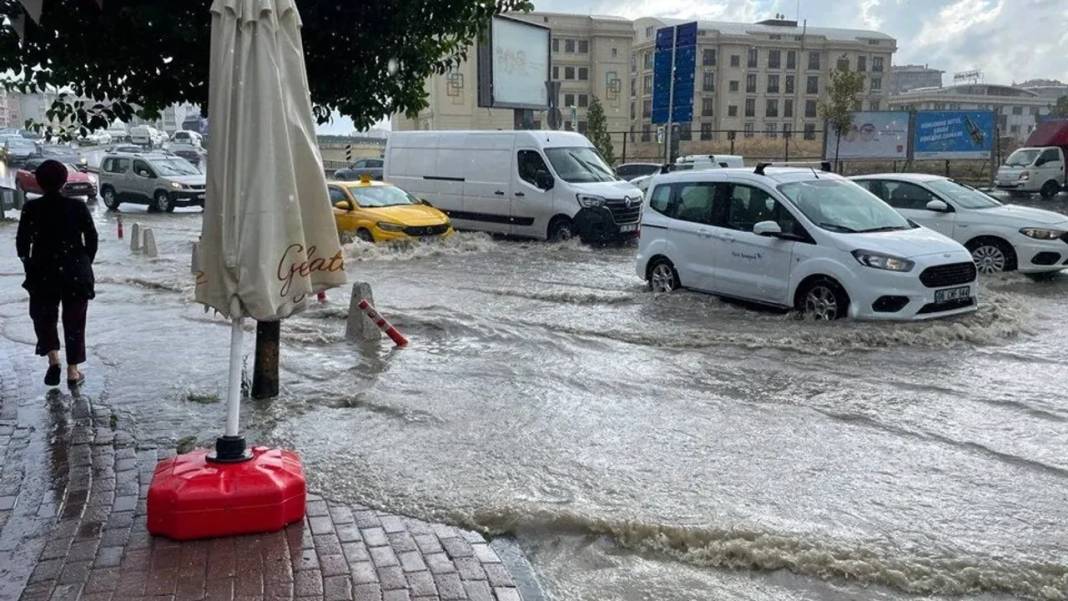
[{"xmin": 210, "ymin": 317, "xmax": 252, "ymax": 462}]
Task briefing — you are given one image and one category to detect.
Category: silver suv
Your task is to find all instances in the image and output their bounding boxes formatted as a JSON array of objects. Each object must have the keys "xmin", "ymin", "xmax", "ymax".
[{"xmin": 98, "ymin": 151, "xmax": 205, "ymax": 212}]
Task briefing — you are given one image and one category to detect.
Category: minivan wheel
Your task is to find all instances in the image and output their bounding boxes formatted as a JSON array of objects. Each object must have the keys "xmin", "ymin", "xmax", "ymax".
[
  {"xmin": 648, "ymin": 259, "xmax": 680, "ymax": 292},
  {"xmin": 153, "ymin": 191, "xmax": 175, "ymax": 213},
  {"xmin": 101, "ymin": 187, "xmax": 120, "ymax": 211},
  {"xmin": 797, "ymin": 277, "xmax": 849, "ymax": 320},
  {"xmin": 967, "ymin": 238, "xmax": 1015, "ymax": 273},
  {"xmin": 547, "ymin": 216, "xmax": 574, "ymax": 242},
  {"xmin": 1040, "ymin": 180, "xmax": 1060, "ymax": 199}
]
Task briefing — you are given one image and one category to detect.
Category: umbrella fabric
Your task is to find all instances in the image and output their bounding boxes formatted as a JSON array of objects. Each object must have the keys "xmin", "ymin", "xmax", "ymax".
[{"xmin": 197, "ymin": 0, "xmax": 345, "ymax": 321}]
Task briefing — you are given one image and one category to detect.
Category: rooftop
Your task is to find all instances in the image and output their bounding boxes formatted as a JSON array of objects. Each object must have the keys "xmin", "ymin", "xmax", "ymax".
[
  {"xmin": 895, "ymin": 83, "xmax": 1041, "ymax": 98},
  {"xmin": 639, "ymin": 16, "xmax": 895, "ymax": 43}
]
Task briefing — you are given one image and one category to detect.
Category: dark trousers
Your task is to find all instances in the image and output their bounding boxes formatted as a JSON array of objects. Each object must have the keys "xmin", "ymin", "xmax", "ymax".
[{"xmin": 29, "ymin": 295, "xmax": 89, "ymax": 365}]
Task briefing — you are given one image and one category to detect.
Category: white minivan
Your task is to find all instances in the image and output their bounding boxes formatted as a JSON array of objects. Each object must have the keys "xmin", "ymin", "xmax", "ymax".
[
  {"xmin": 637, "ymin": 166, "xmax": 979, "ymax": 320},
  {"xmin": 385, "ymin": 130, "xmax": 643, "ymax": 242}
]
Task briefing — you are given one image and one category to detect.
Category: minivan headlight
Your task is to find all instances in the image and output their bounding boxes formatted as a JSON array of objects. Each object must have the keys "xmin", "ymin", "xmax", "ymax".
[
  {"xmin": 576, "ymin": 194, "xmax": 606, "ymax": 208},
  {"xmin": 851, "ymin": 250, "xmax": 915, "ymax": 272},
  {"xmin": 170, "ymin": 181, "xmax": 184, "ymax": 189},
  {"xmin": 1020, "ymin": 227, "xmax": 1065, "ymax": 240},
  {"xmin": 377, "ymin": 221, "xmax": 405, "ymax": 232}
]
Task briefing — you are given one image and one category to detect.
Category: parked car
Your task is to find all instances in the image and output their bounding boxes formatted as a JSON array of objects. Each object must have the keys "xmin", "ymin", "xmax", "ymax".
[
  {"xmin": 98, "ymin": 151, "xmax": 205, "ymax": 212},
  {"xmin": 674, "ymin": 154, "xmax": 745, "ymax": 171},
  {"xmin": 637, "ymin": 166, "xmax": 979, "ymax": 320},
  {"xmin": 15, "ymin": 158, "xmax": 97, "ymax": 199},
  {"xmin": 386, "ymin": 130, "xmax": 642, "ymax": 242},
  {"xmin": 107, "ymin": 122, "xmax": 129, "ymax": 143},
  {"xmin": 995, "ymin": 120, "xmax": 1067, "ymax": 198},
  {"xmin": 330, "ymin": 178, "xmax": 453, "ymax": 243},
  {"xmin": 107, "ymin": 144, "xmax": 145, "ymax": 154},
  {"xmin": 171, "ymin": 130, "xmax": 204, "ymax": 148},
  {"xmin": 852, "ymin": 173, "xmax": 1068, "ymax": 278},
  {"xmin": 165, "ymin": 143, "xmax": 205, "ymax": 168},
  {"xmin": 78, "ymin": 130, "xmax": 112, "ymax": 146},
  {"xmin": 615, "ymin": 162, "xmax": 662, "ymax": 181},
  {"xmin": 129, "ymin": 125, "xmax": 167, "ymax": 147},
  {"xmin": 334, "ymin": 158, "xmax": 383, "ymax": 181},
  {"xmin": 2, "ymin": 135, "xmax": 40, "ymax": 166}
]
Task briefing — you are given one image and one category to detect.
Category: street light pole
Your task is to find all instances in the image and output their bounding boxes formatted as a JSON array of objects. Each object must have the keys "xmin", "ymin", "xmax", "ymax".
[{"xmin": 663, "ymin": 26, "xmax": 677, "ymax": 166}]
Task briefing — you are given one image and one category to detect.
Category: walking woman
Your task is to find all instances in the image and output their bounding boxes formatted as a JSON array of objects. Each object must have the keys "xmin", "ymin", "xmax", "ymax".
[{"xmin": 15, "ymin": 160, "xmax": 98, "ymax": 388}]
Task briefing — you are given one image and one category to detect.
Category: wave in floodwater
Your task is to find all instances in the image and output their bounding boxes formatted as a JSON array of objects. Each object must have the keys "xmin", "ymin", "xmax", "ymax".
[
  {"xmin": 449, "ymin": 507, "xmax": 1068, "ymax": 601},
  {"xmin": 343, "ymin": 232, "xmax": 498, "ymax": 262},
  {"xmin": 466, "ymin": 286, "xmax": 639, "ymax": 306},
  {"xmin": 97, "ymin": 274, "xmax": 192, "ymax": 295}
]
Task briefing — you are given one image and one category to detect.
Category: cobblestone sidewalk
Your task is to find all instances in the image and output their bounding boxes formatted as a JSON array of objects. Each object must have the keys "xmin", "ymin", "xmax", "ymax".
[{"xmin": 0, "ymin": 344, "xmax": 532, "ymax": 601}]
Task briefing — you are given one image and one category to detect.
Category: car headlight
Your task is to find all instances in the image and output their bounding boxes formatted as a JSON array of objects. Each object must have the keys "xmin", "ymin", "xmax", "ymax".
[
  {"xmin": 851, "ymin": 250, "xmax": 915, "ymax": 272},
  {"xmin": 377, "ymin": 221, "xmax": 405, "ymax": 232},
  {"xmin": 1019, "ymin": 171, "xmax": 1030, "ymax": 181},
  {"xmin": 1020, "ymin": 227, "xmax": 1065, "ymax": 240},
  {"xmin": 576, "ymin": 193, "xmax": 606, "ymax": 208},
  {"xmin": 170, "ymin": 181, "xmax": 184, "ymax": 189}
]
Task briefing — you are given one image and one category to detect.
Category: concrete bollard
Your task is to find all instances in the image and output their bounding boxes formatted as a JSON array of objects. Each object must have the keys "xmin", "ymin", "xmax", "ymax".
[
  {"xmin": 142, "ymin": 228, "xmax": 158, "ymax": 258},
  {"xmin": 130, "ymin": 223, "xmax": 142, "ymax": 252},
  {"xmin": 190, "ymin": 242, "xmax": 199, "ymax": 274},
  {"xmin": 345, "ymin": 282, "xmax": 381, "ymax": 342}
]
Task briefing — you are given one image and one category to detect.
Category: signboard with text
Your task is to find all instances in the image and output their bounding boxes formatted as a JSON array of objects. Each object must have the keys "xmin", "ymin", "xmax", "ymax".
[
  {"xmin": 823, "ymin": 111, "xmax": 909, "ymax": 160},
  {"xmin": 651, "ymin": 22, "xmax": 697, "ymax": 125},
  {"xmin": 912, "ymin": 110, "xmax": 995, "ymax": 159}
]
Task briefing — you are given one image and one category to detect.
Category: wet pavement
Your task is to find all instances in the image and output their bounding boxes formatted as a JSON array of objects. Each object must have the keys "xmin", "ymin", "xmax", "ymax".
[{"xmin": 0, "ymin": 191, "xmax": 1067, "ymax": 600}]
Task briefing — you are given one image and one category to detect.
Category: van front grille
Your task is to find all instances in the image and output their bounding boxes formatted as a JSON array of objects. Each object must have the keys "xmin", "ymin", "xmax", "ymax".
[
  {"xmin": 919, "ymin": 262, "xmax": 977, "ymax": 288},
  {"xmin": 605, "ymin": 197, "xmax": 641, "ymax": 224}
]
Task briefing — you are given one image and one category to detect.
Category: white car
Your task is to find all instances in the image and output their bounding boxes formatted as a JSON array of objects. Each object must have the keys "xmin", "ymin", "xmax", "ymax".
[
  {"xmin": 637, "ymin": 166, "xmax": 979, "ymax": 320},
  {"xmin": 852, "ymin": 174, "xmax": 1068, "ymax": 278}
]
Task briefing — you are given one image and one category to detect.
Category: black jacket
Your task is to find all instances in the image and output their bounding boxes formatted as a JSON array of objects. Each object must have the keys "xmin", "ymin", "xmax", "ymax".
[{"xmin": 16, "ymin": 192, "xmax": 98, "ymax": 300}]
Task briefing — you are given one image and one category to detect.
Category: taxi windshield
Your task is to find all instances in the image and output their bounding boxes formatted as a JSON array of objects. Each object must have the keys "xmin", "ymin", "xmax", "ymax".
[{"xmin": 350, "ymin": 185, "xmax": 418, "ymax": 208}]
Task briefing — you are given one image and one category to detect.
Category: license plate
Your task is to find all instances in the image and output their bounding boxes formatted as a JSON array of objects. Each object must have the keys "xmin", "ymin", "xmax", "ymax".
[
  {"xmin": 935, "ymin": 286, "xmax": 970, "ymax": 303},
  {"xmin": 619, "ymin": 223, "xmax": 638, "ymax": 233}
]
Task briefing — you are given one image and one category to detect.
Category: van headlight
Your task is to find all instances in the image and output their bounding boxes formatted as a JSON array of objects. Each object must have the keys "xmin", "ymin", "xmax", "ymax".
[
  {"xmin": 1019, "ymin": 171, "xmax": 1030, "ymax": 181},
  {"xmin": 576, "ymin": 194, "xmax": 606, "ymax": 208},
  {"xmin": 170, "ymin": 181, "xmax": 184, "ymax": 189},
  {"xmin": 851, "ymin": 250, "xmax": 915, "ymax": 272},
  {"xmin": 377, "ymin": 221, "xmax": 405, "ymax": 232},
  {"xmin": 1020, "ymin": 227, "xmax": 1065, "ymax": 240}
]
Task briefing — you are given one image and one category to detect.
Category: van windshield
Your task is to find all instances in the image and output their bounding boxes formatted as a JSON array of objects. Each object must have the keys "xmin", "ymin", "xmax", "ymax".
[
  {"xmin": 778, "ymin": 179, "xmax": 912, "ymax": 233},
  {"xmin": 544, "ymin": 147, "xmax": 618, "ymax": 183},
  {"xmin": 149, "ymin": 157, "xmax": 200, "ymax": 176},
  {"xmin": 1005, "ymin": 149, "xmax": 1041, "ymax": 167}
]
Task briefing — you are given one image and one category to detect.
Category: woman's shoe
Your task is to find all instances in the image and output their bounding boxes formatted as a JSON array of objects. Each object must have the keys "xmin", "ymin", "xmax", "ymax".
[
  {"xmin": 68, "ymin": 372, "xmax": 85, "ymax": 389},
  {"xmin": 44, "ymin": 364, "xmax": 61, "ymax": 387}
]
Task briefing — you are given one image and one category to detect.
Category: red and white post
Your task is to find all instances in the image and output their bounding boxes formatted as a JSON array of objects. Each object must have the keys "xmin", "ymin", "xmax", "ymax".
[{"xmin": 357, "ymin": 299, "xmax": 408, "ymax": 347}]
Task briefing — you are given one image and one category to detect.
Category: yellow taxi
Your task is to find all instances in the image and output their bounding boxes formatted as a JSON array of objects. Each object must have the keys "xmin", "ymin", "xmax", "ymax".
[{"xmin": 329, "ymin": 177, "xmax": 453, "ymax": 243}]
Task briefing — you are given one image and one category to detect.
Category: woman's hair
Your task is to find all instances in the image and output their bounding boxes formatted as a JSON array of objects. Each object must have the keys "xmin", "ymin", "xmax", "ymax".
[{"xmin": 34, "ymin": 160, "xmax": 68, "ymax": 193}]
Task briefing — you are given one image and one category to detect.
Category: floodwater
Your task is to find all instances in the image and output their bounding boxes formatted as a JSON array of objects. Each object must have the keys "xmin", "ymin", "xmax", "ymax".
[{"xmin": 1, "ymin": 194, "xmax": 1066, "ymax": 600}]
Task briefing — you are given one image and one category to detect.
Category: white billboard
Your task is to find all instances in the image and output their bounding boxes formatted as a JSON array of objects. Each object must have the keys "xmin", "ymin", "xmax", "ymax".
[
  {"xmin": 478, "ymin": 16, "xmax": 550, "ymax": 109},
  {"xmin": 824, "ymin": 111, "xmax": 910, "ymax": 160}
]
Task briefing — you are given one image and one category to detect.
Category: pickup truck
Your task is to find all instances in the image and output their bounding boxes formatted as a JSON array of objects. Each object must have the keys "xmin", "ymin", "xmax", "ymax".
[{"xmin": 996, "ymin": 120, "xmax": 1067, "ymax": 198}]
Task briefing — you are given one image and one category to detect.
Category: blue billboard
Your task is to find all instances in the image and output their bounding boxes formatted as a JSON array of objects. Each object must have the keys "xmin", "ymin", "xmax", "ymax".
[
  {"xmin": 651, "ymin": 22, "xmax": 697, "ymax": 125},
  {"xmin": 912, "ymin": 111, "xmax": 995, "ymax": 159}
]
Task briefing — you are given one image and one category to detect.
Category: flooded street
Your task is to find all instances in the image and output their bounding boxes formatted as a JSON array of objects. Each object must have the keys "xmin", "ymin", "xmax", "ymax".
[{"xmin": 1, "ymin": 198, "xmax": 1067, "ymax": 600}]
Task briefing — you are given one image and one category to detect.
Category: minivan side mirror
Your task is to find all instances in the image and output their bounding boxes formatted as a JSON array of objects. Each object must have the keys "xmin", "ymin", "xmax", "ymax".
[
  {"xmin": 534, "ymin": 169, "xmax": 554, "ymax": 190},
  {"xmin": 925, "ymin": 199, "xmax": 950, "ymax": 212},
  {"xmin": 753, "ymin": 220, "xmax": 783, "ymax": 237}
]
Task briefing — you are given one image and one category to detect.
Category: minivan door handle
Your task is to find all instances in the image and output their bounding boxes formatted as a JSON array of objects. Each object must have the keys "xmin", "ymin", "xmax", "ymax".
[
  {"xmin": 515, "ymin": 192, "xmax": 525, "ymax": 197},
  {"xmin": 494, "ymin": 190, "xmax": 505, "ymax": 196}
]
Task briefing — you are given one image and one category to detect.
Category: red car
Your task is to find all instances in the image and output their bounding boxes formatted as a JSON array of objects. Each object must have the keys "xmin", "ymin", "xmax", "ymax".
[{"xmin": 15, "ymin": 158, "xmax": 97, "ymax": 199}]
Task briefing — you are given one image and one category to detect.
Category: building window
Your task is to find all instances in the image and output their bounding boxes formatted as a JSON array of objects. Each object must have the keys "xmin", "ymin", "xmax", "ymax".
[
  {"xmin": 836, "ymin": 56, "xmax": 849, "ymax": 71},
  {"xmin": 804, "ymin": 123, "xmax": 816, "ymax": 140},
  {"xmin": 1010, "ymin": 124, "xmax": 1020, "ymax": 134},
  {"xmin": 1031, "ymin": 107, "xmax": 1040, "ymax": 116},
  {"xmin": 729, "ymin": 80, "xmax": 739, "ymax": 93},
  {"xmin": 808, "ymin": 52, "xmax": 820, "ymax": 70},
  {"xmin": 869, "ymin": 100, "xmax": 881, "ymax": 111},
  {"xmin": 702, "ymin": 97, "xmax": 714, "ymax": 117},
  {"xmin": 578, "ymin": 67, "xmax": 589, "ymax": 81},
  {"xmin": 631, "ymin": 54, "xmax": 637, "ymax": 73},
  {"xmin": 767, "ymin": 74, "xmax": 779, "ymax": 94},
  {"xmin": 703, "ymin": 49, "xmax": 716, "ymax": 66},
  {"xmin": 644, "ymin": 74, "xmax": 652, "ymax": 92},
  {"xmin": 872, "ymin": 56, "xmax": 884, "ymax": 72},
  {"xmin": 782, "ymin": 123, "xmax": 792, "ymax": 137},
  {"xmin": 643, "ymin": 99, "xmax": 651, "ymax": 118},
  {"xmin": 805, "ymin": 99, "xmax": 817, "ymax": 118},
  {"xmin": 787, "ymin": 50, "xmax": 796, "ymax": 70},
  {"xmin": 728, "ymin": 105, "xmax": 738, "ymax": 117},
  {"xmin": 857, "ymin": 56, "xmax": 867, "ymax": 72},
  {"xmin": 784, "ymin": 99, "xmax": 793, "ymax": 118},
  {"xmin": 612, "ymin": 47, "xmax": 618, "ymax": 58},
  {"xmin": 768, "ymin": 50, "xmax": 781, "ymax": 69},
  {"xmin": 565, "ymin": 66, "xmax": 575, "ymax": 80},
  {"xmin": 1012, "ymin": 105, "xmax": 1023, "ymax": 115},
  {"xmin": 677, "ymin": 123, "xmax": 692, "ymax": 141},
  {"xmin": 807, "ymin": 76, "xmax": 819, "ymax": 94},
  {"xmin": 766, "ymin": 98, "xmax": 779, "ymax": 117},
  {"xmin": 631, "ymin": 79, "xmax": 636, "ymax": 96},
  {"xmin": 552, "ymin": 66, "xmax": 559, "ymax": 80},
  {"xmin": 644, "ymin": 52, "xmax": 653, "ymax": 69},
  {"xmin": 744, "ymin": 122, "xmax": 755, "ymax": 137},
  {"xmin": 730, "ymin": 54, "xmax": 741, "ymax": 68},
  {"xmin": 746, "ymin": 73, "xmax": 757, "ymax": 93},
  {"xmin": 565, "ymin": 39, "xmax": 575, "ymax": 53},
  {"xmin": 701, "ymin": 122, "xmax": 713, "ymax": 140},
  {"xmin": 870, "ymin": 77, "xmax": 881, "ymax": 91},
  {"xmin": 564, "ymin": 93, "xmax": 575, "ymax": 107},
  {"xmin": 642, "ymin": 124, "xmax": 651, "ymax": 142},
  {"xmin": 703, "ymin": 71, "xmax": 715, "ymax": 92},
  {"xmin": 747, "ymin": 48, "xmax": 758, "ymax": 68},
  {"xmin": 578, "ymin": 94, "xmax": 588, "ymax": 108},
  {"xmin": 868, "ymin": 39, "xmax": 879, "ymax": 45},
  {"xmin": 578, "ymin": 40, "xmax": 589, "ymax": 53},
  {"xmin": 853, "ymin": 100, "xmax": 863, "ymax": 111},
  {"xmin": 785, "ymin": 75, "xmax": 795, "ymax": 94},
  {"xmin": 552, "ymin": 38, "xmax": 560, "ymax": 52},
  {"xmin": 645, "ymin": 26, "xmax": 654, "ymax": 38},
  {"xmin": 767, "ymin": 124, "xmax": 778, "ymax": 139},
  {"xmin": 630, "ymin": 102, "xmax": 635, "ymax": 120},
  {"xmin": 578, "ymin": 120, "xmax": 588, "ymax": 134},
  {"xmin": 564, "ymin": 120, "xmax": 572, "ymax": 131},
  {"xmin": 745, "ymin": 98, "xmax": 755, "ymax": 117}
]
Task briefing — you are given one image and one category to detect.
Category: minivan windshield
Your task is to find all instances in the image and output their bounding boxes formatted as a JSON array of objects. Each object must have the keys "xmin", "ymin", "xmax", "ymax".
[
  {"xmin": 350, "ymin": 185, "xmax": 418, "ymax": 207},
  {"xmin": 544, "ymin": 146, "xmax": 618, "ymax": 183},
  {"xmin": 779, "ymin": 179, "xmax": 912, "ymax": 233},
  {"xmin": 149, "ymin": 157, "xmax": 199, "ymax": 176},
  {"xmin": 1005, "ymin": 149, "xmax": 1041, "ymax": 167},
  {"xmin": 926, "ymin": 179, "xmax": 1002, "ymax": 209}
]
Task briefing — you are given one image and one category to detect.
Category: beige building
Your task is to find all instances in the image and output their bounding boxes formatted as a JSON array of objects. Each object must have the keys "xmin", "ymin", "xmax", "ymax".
[
  {"xmin": 888, "ymin": 83, "xmax": 1052, "ymax": 141},
  {"xmin": 629, "ymin": 17, "xmax": 897, "ymax": 143},
  {"xmin": 393, "ymin": 12, "xmax": 633, "ymax": 134}
]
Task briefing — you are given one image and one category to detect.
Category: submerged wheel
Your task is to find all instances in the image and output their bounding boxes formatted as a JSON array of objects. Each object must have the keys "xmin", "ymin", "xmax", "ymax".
[
  {"xmin": 1040, "ymin": 180, "xmax": 1060, "ymax": 199},
  {"xmin": 101, "ymin": 186, "xmax": 120, "ymax": 211},
  {"xmin": 153, "ymin": 191, "xmax": 173, "ymax": 213},
  {"xmin": 967, "ymin": 238, "xmax": 1015, "ymax": 274},
  {"xmin": 547, "ymin": 216, "xmax": 574, "ymax": 242},
  {"xmin": 647, "ymin": 258, "xmax": 679, "ymax": 292},
  {"xmin": 797, "ymin": 277, "xmax": 849, "ymax": 320},
  {"xmin": 356, "ymin": 228, "xmax": 374, "ymax": 243}
]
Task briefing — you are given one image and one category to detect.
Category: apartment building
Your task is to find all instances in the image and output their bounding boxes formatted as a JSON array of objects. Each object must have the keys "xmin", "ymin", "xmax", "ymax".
[
  {"xmin": 393, "ymin": 12, "xmax": 633, "ymax": 134},
  {"xmin": 888, "ymin": 83, "xmax": 1051, "ymax": 141},
  {"xmin": 888, "ymin": 64, "xmax": 944, "ymax": 95},
  {"xmin": 628, "ymin": 17, "xmax": 897, "ymax": 143}
]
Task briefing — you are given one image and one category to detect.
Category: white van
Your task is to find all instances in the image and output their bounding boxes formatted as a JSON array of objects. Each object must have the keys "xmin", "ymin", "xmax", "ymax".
[
  {"xmin": 129, "ymin": 125, "xmax": 165, "ymax": 147},
  {"xmin": 385, "ymin": 130, "xmax": 643, "ymax": 241}
]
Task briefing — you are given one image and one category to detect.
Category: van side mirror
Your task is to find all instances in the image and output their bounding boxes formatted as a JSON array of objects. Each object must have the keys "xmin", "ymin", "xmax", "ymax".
[
  {"xmin": 535, "ymin": 169, "xmax": 554, "ymax": 190},
  {"xmin": 925, "ymin": 199, "xmax": 950, "ymax": 212},
  {"xmin": 753, "ymin": 220, "xmax": 782, "ymax": 237}
]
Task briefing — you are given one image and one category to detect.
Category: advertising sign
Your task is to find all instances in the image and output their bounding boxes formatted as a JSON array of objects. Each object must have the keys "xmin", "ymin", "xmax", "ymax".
[
  {"xmin": 823, "ymin": 111, "xmax": 909, "ymax": 160},
  {"xmin": 477, "ymin": 16, "xmax": 550, "ymax": 110},
  {"xmin": 651, "ymin": 22, "xmax": 697, "ymax": 125},
  {"xmin": 913, "ymin": 111, "xmax": 995, "ymax": 159}
]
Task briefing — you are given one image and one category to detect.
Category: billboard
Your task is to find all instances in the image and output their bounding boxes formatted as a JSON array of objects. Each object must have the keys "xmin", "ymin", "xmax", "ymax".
[
  {"xmin": 651, "ymin": 22, "xmax": 697, "ymax": 125},
  {"xmin": 477, "ymin": 16, "xmax": 550, "ymax": 110},
  {"xmin": 913, "ymin": 110, "xmax": 995, "ymax": 159},
  {"xmin": 824, "ymin": 111, "xmax": 909, "ymax": 160}
]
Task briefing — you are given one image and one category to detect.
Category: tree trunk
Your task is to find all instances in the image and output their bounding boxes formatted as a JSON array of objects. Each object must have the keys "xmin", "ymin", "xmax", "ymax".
[{"xmin": 252, "ymin": 321, "xmax": 280, "ymax": 399}]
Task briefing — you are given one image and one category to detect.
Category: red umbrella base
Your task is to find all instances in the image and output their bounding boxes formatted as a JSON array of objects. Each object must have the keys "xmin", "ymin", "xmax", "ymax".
[{"xmin": 147, "ymin": 447, "xmax": 306, "ymax": 540}]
